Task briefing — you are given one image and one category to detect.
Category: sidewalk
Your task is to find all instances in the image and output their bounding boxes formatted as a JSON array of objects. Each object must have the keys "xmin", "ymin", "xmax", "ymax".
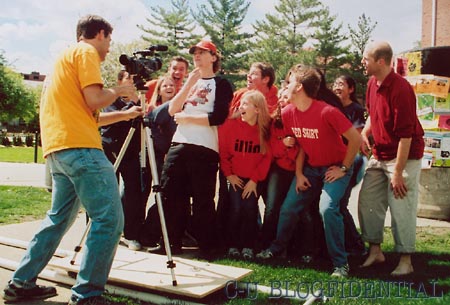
[{"xmin": 0, "ymin": 162, "xmax": 47, "ymax": 188}]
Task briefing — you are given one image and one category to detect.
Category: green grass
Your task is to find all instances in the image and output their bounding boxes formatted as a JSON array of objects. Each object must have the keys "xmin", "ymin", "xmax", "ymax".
[
  {"xmin": 0, "ymin": 146, "xmax": 45, "ymax": 163},
  {"xmin": 0, "ymin": 186, "xmax": 51, "ymax": 224},
  {"xmin": 0, "ymin": 185, "xmax": 449, "ymax": 304}
]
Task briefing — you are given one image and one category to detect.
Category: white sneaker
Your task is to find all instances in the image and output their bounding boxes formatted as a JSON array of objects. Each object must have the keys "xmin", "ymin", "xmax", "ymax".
[
  {"xmin": 241, "ymin": 248, "xmax": 254, "ymax": 260},
  {"xmin": 228, "ymin": 247, "xmax": 240, "ymax": 258},
  {"xmin": 122, "ymin": 238, "xmax": 142, "ymax": 251},
  {"xmin": 331, "ymin": 264, "xmax": 349, "ymax": 277}
]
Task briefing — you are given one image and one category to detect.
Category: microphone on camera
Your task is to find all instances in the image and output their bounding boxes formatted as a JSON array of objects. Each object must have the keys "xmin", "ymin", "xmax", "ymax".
[{"xmin": 148, "ymin": 45, "xmax": 168, "ymax": 52}]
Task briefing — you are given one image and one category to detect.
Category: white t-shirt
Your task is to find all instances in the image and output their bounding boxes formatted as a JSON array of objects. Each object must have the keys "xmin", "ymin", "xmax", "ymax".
[{"xmin": 172, "ymin": 77, "xmax": 219, "ymax": 152}]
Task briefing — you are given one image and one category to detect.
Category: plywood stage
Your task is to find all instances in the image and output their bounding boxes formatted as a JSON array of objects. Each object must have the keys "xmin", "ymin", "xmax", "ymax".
[{"xmin": 48, "ymin": 247, "xmax": 252, "ymax": 299}]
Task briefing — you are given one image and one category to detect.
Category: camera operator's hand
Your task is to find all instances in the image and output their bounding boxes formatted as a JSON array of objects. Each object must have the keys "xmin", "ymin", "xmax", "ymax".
[
  {"xmin": 123, "ymin": 105, "xmax": 144, "ymax": 121},
  {"xmin": 97, "ymin": 104, "xmax": 143, "ymax": 127}
]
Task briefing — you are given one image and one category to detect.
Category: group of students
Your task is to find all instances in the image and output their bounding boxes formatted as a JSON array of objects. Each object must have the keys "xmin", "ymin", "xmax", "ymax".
[
  {"xmin": 103, "ymin": 39, "xmax": 425, "ymax": 281},
  {"xmin": 106, "ymin": 45, "xmax": 367, "ymax": 277},
  {"xmin": 218, "ymin": 64, "xmax": 364, "ymax": 278},
  {"xmin": 3, "ymin": 13, "xmax": 424, "ymax": 304}
]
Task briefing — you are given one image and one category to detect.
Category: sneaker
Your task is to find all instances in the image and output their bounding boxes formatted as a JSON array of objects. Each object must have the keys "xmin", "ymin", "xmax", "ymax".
[
  {"xmin": 331, "ymin": 264, "xmax": 349, "ymax": 278},
  {"xmin": 153, "ymin": 244, "xmax": 183, "ymax": 255},
  {"xmin": 121, "ymin": 238, "xmax": 142, "ymax": 251},
  {"xmin": 241, "ymin": 248, "xmax": 254, "ymax": 260},
  {"xmin": 182, "ymin": 231, "xmax": 199, "ymax": 249},
  {"xmin": 256, "ymin": 249, "xmax": 274, "ymax": 259},
  {"xmin": 143, "ymin": 243, "xmax": 162, "ymax": 252},
  {"xmin": 301, "ymin": 255, "xmax": 313, "ymax": 263},
  {"xmin": 3, "ymin": 281, "xmax": 57, "ymax": 302},
  {"xmin": 68, "ymin": 295, "xmax": 112, "ymax": 305},
  {"xmin": 227, "ymin": 247, "xmax": 240, "ymax": 258}
]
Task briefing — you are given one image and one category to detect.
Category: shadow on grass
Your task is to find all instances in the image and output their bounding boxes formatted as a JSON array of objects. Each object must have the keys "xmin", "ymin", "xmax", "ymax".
[
  {"xmin": 349, "ymin": 251, "xmax": 450, "ymax": 295},
  {"xmin": 199, "ymin": 250, "xmax": 450, "ymax": 304}
]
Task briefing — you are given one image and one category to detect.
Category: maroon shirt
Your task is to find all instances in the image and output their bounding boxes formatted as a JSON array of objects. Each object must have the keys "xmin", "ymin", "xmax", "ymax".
[{"xmin": 366, "ymin": 69, "xmax": 424, "ymax": 160}]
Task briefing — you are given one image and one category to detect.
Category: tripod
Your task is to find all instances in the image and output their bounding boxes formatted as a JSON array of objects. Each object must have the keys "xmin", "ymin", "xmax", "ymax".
[{"xmin": 70, "ymin": 91, "xmax": 177, "ymax": 286}]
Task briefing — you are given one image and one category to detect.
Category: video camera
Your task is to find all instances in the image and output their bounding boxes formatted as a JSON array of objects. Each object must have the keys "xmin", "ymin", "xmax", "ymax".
[{"xmin": 119, "ymin": 45, "xmax": 168, "ymax": 90}]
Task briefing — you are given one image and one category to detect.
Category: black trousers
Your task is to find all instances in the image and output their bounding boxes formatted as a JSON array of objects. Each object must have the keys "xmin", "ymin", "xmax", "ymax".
[{"xmin": 160, "ymin": 143, "xmax": 219, "ymax": 251}]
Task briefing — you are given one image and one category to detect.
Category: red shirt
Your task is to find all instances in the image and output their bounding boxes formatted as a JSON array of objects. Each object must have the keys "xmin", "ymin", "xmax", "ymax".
[
  {"xmin": 366, "ymin": 70, "xmax": 424, "ymax": 160},
  {"xmin": 269, "ymin": 121, "xmax": 299, "ymax": 171},
  {"xmin": 229, "ymin": 86, "xmax": 279, "ymax": 115},
  {"xmin": 219, "ymin": 118, "xmax": 272, "ymax": 182},
  {"xmin": 282, "ymin": 101, "xmax": 352, "ymax": 167}
]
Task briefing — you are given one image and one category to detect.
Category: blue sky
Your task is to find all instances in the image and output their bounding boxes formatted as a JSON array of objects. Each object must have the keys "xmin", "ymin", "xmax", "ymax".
[{"xmin": 0, "ymin": 0, "xmax": 422, "ymax": 75}]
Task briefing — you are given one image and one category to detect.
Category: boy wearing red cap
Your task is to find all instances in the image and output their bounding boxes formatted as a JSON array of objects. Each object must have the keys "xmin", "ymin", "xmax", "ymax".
[{"xmin": 159, "ymin": 40, "xmax": 233, "ymax": 257}]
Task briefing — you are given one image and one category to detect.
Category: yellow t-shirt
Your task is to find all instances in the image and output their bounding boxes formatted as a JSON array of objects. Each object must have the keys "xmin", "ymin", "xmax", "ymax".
[{"xmin": 40, "ymin": 42, "xmax": 103, "ymax": 156}]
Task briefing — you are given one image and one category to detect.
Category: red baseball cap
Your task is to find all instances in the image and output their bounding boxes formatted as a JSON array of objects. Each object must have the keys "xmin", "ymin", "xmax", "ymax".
[{"xmin": 189, "ymin": 40, "xmax": 217, "ymax": 54}]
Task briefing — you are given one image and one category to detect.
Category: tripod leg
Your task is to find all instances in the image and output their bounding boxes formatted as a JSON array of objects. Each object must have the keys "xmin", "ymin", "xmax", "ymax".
[
  {"xmin": 143, "ymin": 123, "xmax": 177, "ymax": 286},
  {"xmin": 70, "ymin": 124, "xmax": 137, "ymax": 261},
  {"xmin": 114, "ymin": 127, "xmax": 137, "ymax": 172},
  {"xmin": 70, "ymin": 220, "xmax": 91, "ymax": 265}
]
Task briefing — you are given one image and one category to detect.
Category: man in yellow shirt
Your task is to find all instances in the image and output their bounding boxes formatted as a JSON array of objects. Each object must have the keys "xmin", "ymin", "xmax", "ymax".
[{"xmin": 2, "ymin": 15, "xmax": 136, "ymax": 305}]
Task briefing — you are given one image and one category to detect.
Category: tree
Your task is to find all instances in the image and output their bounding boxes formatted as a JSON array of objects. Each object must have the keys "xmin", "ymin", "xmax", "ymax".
[
  {"xmin": 347, "ymin": 13, "xmax": 377, "ymax": 101},
  {"xmin": 138, "ymin": 0, "xmax": 200, "ymax": 58},
  {"xmin": 251, "ymin": 0, "xmax": 324, "ymax": 82},
  {"xmin": 312, "ymin": 7, "xmax": 351, "ymax": 82},
  {"xmin": 191, "ymin": 0, "xmax": 252, "ymax": 74},
  {"xmin": 0, "ymin": 51, "xmax": 38, "ymax": 127}
]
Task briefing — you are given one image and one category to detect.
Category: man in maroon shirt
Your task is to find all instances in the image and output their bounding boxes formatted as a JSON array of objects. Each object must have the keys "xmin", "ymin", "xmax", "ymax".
[{"xmin": 358, "ymin": 41, "xmax": 424, "ymax": 276}]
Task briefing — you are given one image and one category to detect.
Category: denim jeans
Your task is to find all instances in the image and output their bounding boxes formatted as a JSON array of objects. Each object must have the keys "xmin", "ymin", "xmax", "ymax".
[
  {"xmin": 227, "ymin": 177, "xmax": 260, "ymax": 249},
  {"xmin": 270, "ymin": 164, "xmax": 352, "ymax": 267},
  {"xmin": 260, "ymin": 163, "xmax": 295, "ymax": 248},
  {"xmin": 339, "ymin": 154, "xmax": 366, "ymax": 250},
  {"xmin": 12, "ymin": 148, "xmax": 124, "ymax": 299}
]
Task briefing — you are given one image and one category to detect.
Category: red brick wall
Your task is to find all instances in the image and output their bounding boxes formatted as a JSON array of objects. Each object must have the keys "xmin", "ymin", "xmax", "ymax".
[{"xmin": 422, "ymin": 0, "xmax": 450, "ymax": 47}]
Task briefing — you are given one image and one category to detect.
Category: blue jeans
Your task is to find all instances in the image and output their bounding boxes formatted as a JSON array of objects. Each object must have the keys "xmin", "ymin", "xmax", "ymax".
[
  {"xmin": 270, "ymin": 164, "xmax": 352, "ymax": 267},
  {"xmin": 227, "ymin": 178, "xmax": 260, "ymax": 249},
  {"xmin": 12, "ymin": 148, "xmax": 124, "ymax": 300},
  {"xmin": 339, "ymin": 154, "xmax": 366, "ymax": 250},
  {"xmin": 260, "ymin": 163, "xmax": 295, "ymax": 248}
]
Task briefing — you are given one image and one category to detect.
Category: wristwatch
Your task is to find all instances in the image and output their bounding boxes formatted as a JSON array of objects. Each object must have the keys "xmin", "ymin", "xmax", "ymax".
[{"xmin": 339, "ymin": 165, "xmax": 348, "ymax": 173}]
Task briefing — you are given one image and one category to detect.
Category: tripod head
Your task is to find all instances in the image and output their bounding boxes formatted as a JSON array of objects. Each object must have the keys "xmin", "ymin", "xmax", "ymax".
[{"xmin": 133, "ymin": 75, "xmax": 149, "ymax": 91}]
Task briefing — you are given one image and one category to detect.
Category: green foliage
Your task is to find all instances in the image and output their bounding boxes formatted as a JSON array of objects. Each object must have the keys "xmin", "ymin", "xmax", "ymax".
[
  {"xmin": 0, "ymin": 52, "xmax": 40, "ymax": 126},
  {"xmin": 191, "ymin": 0, "xmax": 252, "ymax": 74},
  {"xmin": 251, "ymin": 0, "xmax": 324, "ymax": 83},
  {"xmin": 12, "ymin": 136, "xmax": 23, "ymax": 146},
  {"xmin": 347, "ymin": 13, "xmax": 378, "ymax": 101},
  {"xmin": 25, "ymin": 135, "xmax": 34, "ymax": 146},
  {"xmin": 139, "ymin": 0, "xmax": 201, "ymax": 57},
  {"xmin": 312, "ymin": 6, "xmax": 351, "ymax": 82},
  {"xmin": 1, "ymin": 136, "xmax": 11, "ymax": 146}
]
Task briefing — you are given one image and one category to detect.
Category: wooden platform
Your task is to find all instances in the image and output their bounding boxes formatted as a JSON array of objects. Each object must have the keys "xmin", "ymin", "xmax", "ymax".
[{"xmin": 48, "ymin": 247, "xmax": 252, "ymax": 299}]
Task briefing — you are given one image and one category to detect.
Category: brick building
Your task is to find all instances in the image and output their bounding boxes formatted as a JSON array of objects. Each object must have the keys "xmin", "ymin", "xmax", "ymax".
[{"xmin": 422, "ymin": 0, "xmax": 450, "ymax": 47}]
